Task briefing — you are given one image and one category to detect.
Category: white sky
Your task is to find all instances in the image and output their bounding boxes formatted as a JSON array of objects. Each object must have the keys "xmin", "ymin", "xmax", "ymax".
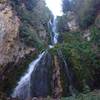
[{"xmin": 45, "ymin": 0, "xmax": 63, "ymax": 16}]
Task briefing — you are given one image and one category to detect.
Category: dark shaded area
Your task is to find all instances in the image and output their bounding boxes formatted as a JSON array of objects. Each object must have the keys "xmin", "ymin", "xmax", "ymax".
[{"xmin": 30, "ymin": 51, "xmax": 52, "ymax": 97}]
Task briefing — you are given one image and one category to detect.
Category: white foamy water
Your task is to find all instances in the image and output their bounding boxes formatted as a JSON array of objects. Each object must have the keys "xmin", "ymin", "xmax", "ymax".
[
  {"xmin": 49, "ymin": 45, "xmax": 54, "ymax": 48},
  {"xmin": 12, "ymin": 52, "xmax": 45, "ymax": 100},
  {"xmin": 52, "ymin": 17, "xmax": 59, "ymax": 44},
  {"xmin": 53, "ymin": 32, "xmax": 59, "ymax": 44}
]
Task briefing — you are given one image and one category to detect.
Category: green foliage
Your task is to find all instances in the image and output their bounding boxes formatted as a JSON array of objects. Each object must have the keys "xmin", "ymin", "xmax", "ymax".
[
  {"xmin": 50, "ymin": 30, "xmax": 100, "ymax": 92},
  {"xmin": 11, "ymin": 0, "xmax": 52, "ymax": 51},
  {"xmin": 90, "ymin": 26, "xmax": 100, "ymax": 46},
  {"xmin": 61, "ymin": 43, "xmax": 93, "ymax": 84},
  {"xmin": 19, "ymin": 22, "xmax": 45, "ymax": 51}
]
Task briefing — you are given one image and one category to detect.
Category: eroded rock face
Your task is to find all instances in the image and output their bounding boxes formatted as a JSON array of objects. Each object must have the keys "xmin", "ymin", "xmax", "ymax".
[
  {"xmin": 0, "ymin": 3, "xmax": 19, "ymax": 65},
  {"xmin": 0, "ymin": 2, "xmax": 34, "ymax": 63},
  {"xmin": 0, "ymin": 2, "xmax": 36, "ymax": 74}
]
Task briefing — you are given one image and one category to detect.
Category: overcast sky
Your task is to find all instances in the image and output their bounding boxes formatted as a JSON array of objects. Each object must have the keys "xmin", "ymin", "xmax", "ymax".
[{"xmin": 45, "ymin": 0, "xmax": 63, "ymax": 16}]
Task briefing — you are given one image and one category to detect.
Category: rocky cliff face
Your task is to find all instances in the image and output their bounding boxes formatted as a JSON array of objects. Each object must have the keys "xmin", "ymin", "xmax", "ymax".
[
  {"xmin": 0, "ymin": 2, "xmax": 20, "ymax": 65},
  {"xmin": 0, "ymin": 1, "xmax": 35, "ymax": 96},
  {"xmin": 0, "ymin": 0, "xmax": 51, "ymax": 71},
  {"xmin": 0, "ymin": 0, "xmax": 51, "ymax": 97},
  {"xmin": 0, "ymin": 1, "xmax": 35, "ymax": 69}
]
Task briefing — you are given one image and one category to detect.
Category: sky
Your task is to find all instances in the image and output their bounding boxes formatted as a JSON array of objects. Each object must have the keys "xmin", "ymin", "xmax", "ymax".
[{"xmin": 45, "ymin": 0, "xmax": 63, "ymax": 16}]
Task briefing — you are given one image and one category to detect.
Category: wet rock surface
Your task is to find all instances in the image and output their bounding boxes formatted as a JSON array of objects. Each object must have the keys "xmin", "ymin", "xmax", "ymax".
[{"xmin": 30, "ymin": 51, "xmax": 52, "ymax": 97}]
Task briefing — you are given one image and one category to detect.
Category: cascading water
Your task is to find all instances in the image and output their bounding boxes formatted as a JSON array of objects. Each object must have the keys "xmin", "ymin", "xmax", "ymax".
[
  {"xmin": 52, "ymin": 16, "xmax": 59, "ymax": 44},
  {"xmin": 48, "ymin": 16, "xmax": 58, "ymax": 45},
  {"xmin": 12, "ymin": 12, "xmax": 58, "ymax": 100},
  {"xmin": 11, "ymin": 0, "xmax": 76, "ymax": 99},
  {"xmin": 11, "ymin": 11, "xmax": 76, "ymax": 100},
  {"xmin": 12, "ymin": 52, "xmax": 45, "ymax": 99}
]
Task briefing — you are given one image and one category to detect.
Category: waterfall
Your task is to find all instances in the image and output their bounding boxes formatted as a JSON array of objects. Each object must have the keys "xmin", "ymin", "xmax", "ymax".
[
  {"xmin": 11, "ymin": 0, "xmax": 66, "ymax": 99},
  {"xmin": 11, "ymin": 16, "xmax": 59, "ymax": 99},
  {"xmin": 11, "ymin": 15, "xmax": 76, "ymax": 99},
  {"xmin": 12, "ymin": 52, "xmax": 45, "ymax": 100}
]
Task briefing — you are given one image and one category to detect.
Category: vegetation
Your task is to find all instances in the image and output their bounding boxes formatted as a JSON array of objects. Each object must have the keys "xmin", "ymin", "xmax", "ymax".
[
  {"xmin": 50, "ymin": 27, "xmax": 100, "ymax": 92},
  {"xmin": 11, "ymin": 0, "xmax": 52, "ymax": 51},
  {"xmin": 51, "ymin": 0, "xmax": 100, "ymax": 96},
  {"xmin": 0, "ymin": 0, "xmax": 100, "ymax": 99}
]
